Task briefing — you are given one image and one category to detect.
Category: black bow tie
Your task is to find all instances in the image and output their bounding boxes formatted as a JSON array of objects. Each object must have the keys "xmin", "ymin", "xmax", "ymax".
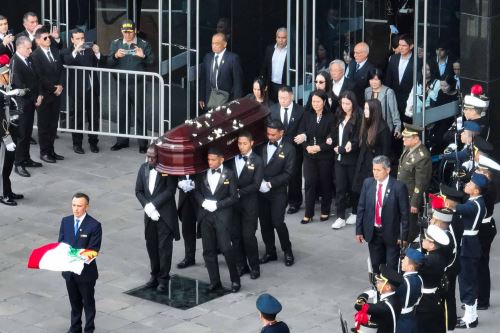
[
  {"xmin": 211, "ymin": 168, "xmax": 221, "ymax": 174},
  {"xmin": 148, "ymin": 165, "xmax": 155, "ymax": 170},
  {"xmin": 239, "ymin": 154, "xmax": 248, "ymax": 162},
  {"xmin": 269, "ymin": 142, "xmax": 278, "ymax": 147}
]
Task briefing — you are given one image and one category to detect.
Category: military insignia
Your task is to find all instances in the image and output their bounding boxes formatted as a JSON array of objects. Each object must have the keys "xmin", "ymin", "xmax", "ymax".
[
  {"xmin": 414, "ymin": 188, "xmax": 420, "ymax": 193},
  {"xmin": 161, "ymin": 173, "xmax": 168, "ymax": 176},
  {"xmin": 419, "ymin": 151, "xmax": 424, "ymax": 157},
  {"xmin": 247, "ymin": 164, "xmax": 255, "ymax": 170},
  {"xmin": 224, "ymin": 179, "xmax": 230, "ymax": 185},
  {"xmin": 278, "ymin": 152, "xmax": 285, "ymax": 159}
]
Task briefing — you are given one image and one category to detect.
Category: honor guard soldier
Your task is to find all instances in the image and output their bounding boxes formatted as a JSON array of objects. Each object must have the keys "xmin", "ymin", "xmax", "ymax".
[
  {"xmin": 354, "ymin": 264, "xmax": 402, "ymax": 333},
  {"xmin": 416, "ymin": 224, "xmax": 450, "ymax": 333},
  {"xmin": 256, "ymin": 293, "xmax": 290, "ymax": 333},
  {"xmin": 462, "ymin": 85, "xmax": 490, "ymax": 140},
  {"xmin": 445, "ymin": 173, "xmax": 487, "ymax": 329},
  {"xmin": 442, "ymin": 121, "xmax": 480, "ymax": 164},
  {"xmin": 395, "ymin": 248, "xmax": 424, "ymax": 333},
  {"xmin": 398, "ymin": 123, "xmax": 432, "ymax": 242}
]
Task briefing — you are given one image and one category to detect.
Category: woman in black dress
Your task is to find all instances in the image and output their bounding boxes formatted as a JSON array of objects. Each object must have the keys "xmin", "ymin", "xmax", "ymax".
[{"xmin": 245, "ymin": 77, "xmax": 271, "ymax": 107}]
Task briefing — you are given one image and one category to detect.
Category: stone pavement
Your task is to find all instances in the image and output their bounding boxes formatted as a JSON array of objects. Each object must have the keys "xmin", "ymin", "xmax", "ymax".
[{"xmin": 1, "ymin": 133, "xmax": 499, "ymax": 333}]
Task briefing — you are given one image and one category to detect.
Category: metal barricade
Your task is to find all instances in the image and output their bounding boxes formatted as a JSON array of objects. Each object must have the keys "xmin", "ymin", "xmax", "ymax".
[{"xmin": 58, "ymin": 65, "xmax": 168, "ymax": 140}]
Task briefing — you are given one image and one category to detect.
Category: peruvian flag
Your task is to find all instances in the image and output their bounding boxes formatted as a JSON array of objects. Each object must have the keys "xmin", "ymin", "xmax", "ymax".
[{"xmin": 27, "ymin": 242, "xmax": 97, "ymax": 275}]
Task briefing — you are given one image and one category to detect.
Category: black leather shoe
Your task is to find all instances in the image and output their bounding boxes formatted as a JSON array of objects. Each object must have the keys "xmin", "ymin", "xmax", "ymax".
[
  {"xmin": 23, "ymin": 159, "xmax": 42, "ymax": 167},
  {"xmin": 156, "ymin": 283, "xmax": 167, "ymax": 292},
  {"xmin": 301, "ymin": 217, "xmax": 312, "ymax": 224},
  {"xmin": 231, "ymin": 282, "xmax": 241, "ymax": 293},
  {"xmin": 51, "ymin": 152, "xmax": 64, "ymax": 160},
  {"xmin": 145, "ymin": 277, "xmax": 158, "ymax": 288},
  {"xmin": 259, "ymin": 253, "xmax": 277, "ymax": 264},
  {"xmin": 287, "ymin": 206, "xmax": 300, "ymax": 214},
  {"xmin": 111, "ymin": 143, "xmax": 129, "ymax": 151},
  {"xmin": 40, "ymin": 154, "xmax": 56, "ymax": 163},
  {"xmin": 207, "ymin": 281, "xmax": 222, "ymax": 292},
  {"xmin": 73, "ymin": 145, "xmax": 85, "ymax": 154},
  {"xmin": 14, "ymin": 166, "xmax": 31, "ymax": 177},
  {"xmin": 237, "ymin": 265, "xmax": 250, "ymax": 277},
  {"xmin": 8, "ymin": 193, "xmax": 24, "ymax": 200},
  {"xmin": 477, "ymin": 304, "xmax": 489, "ymax": 310},
  {"xmin": 284, "ymin": 251, "xmax": 295, "ymax": 266},
  {"xmin": 177, "ymin": 258, "xmax": 195, "ymax": 269},
  {"xmin": 30, "ymin": 137, "xmax": 37, "ymax": 145},
  {"xmin": 456, "ymin": 318, "xmax": 478, "ymax": 329},
  {"xmin": 0, "ymin": 197, "xmax": 17, "ymax": 206},
  {"xmin": 90, "ymin": 144, "xmax": 99, "ymax": 153},
  {"xmin": 139, "ymin": 146, "xmax": 147, "ymax": 154},
  {"xmin": 250, "ymin": 269, "xmax": 260, "ymax": 280}
]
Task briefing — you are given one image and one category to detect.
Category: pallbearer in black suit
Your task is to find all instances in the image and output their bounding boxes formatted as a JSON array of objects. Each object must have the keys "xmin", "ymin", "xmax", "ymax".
[
  {"xmin": 355, "ymin": 155, "xmax": 409, "ymax": 273},
  {"xmin": 258, "ymin": 120, "xmax": 296, "ymax": 266},
  {"xmin": 227, "ymin": 131, "xmax": 264, "ymax": 279},
  {"xmin": 58, "ymin": 193, "xmax": 102, "ymax": 333},
  {"xmin": 31, "ymin": 26, "xmax": 64, "ymax": 164},
  {"xmin": 194, "ymin": 147, "xmax": 240, "ymax": 292},
  {"xmin": 269, "ymin": 86, "xmax": 304, "ymax": 214},
  {"xmin": 135, "ymin": 145, "xmax": 180, "ymax": 292},
  {"xmin": 293, "ymin": 90, "xmax": 334, "ymax": 223},
  {"xmin": 346, "ymin": 42, "xmax": 375, "ymax": 106},
  {"xmin": 176, "ymin": 174, "xmax": 198, "ymax": 269}
]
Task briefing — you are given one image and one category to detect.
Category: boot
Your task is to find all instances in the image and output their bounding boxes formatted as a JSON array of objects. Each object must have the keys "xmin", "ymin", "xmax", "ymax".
[{"xmin": 456, "ymin": 303, "xmax": 478, "ymax": 329}]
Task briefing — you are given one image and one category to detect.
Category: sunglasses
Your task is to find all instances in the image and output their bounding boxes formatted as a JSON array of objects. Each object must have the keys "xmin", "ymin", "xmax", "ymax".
[
  {"xmin": 41, "ymin": 36, "xmax": 49, "ymax": 41},
  {"xmin": 314, "ymin": 80, "xmax": 325, "ymax": 84}
]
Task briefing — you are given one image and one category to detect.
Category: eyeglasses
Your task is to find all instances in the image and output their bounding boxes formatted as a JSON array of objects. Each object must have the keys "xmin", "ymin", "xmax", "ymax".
[
  {"xmin": 314, "ymin": 80, "xmax": 325, "ymax": 84},
  {"xmin": 42, "ymin": 36, "xmax": 49, "ymax": 41}
]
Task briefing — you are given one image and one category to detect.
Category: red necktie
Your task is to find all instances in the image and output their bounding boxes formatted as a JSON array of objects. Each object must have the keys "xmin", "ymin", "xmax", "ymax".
[{"xmin": 375, "ymin": 183, "xmax": 383, "ymax": 227}]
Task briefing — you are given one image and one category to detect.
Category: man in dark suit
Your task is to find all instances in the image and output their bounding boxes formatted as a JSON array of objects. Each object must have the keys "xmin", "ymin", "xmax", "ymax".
[
  {"xmin": 356, "ymin": 155, "xmax": 409, "ymax": 274},
  {"xmin": 346, "ymin": 42, "xmax": 375, "ymax": 106},
  {"xmin": 194, "ymin": 147, "xmax": 240, "ymax": 292},
  {"xmin": 0, "ymin": 15, "xmax": 15, "ymax": 59},
  {"xmin": 198, "ymin": 32, "xmax": 243, "ymax": 110},
  {"xmin": 135, "ymin": 145, "xmax": 180, "ymax": 292},
  {"xmin": 260, "ymin": 27, "xmax": 288, "ymax": 103},
  {"xmin": 16, "ymin": 12, "xmax": 63, "ymax": 51},
  {"xmin": 58, "ymin": 193, "xmax": 102, "ymax": 333},
  {"xmin": 31, "ymin": 26, "xmax": 64, "ymax": 163},
  {"xmin": 384, "ymin": 34, "xmax": 414, "ymax": 124},
  {"xmin": 269, "ymin": 86, "xmax": 304, "ymax": 214},
  {"xmin": 329, "ymin": 59, "xmax": 355, "ymax": 111},
  {"xmin": 176, "ymin": 173, "xmax": 198, "ymax": 269},
  {"xmin": 11, "ymin": 36, "xmax": 43, "ymax": 177},
  {"xmin": 227, "ymin": 131, "xmax": 264, "ymax": 279},
  {"xmin": 61, "ymin": 28, "xmax": 105, "ymax": 154},
  {"xmin": 258, "ymin": 120, "xmax": 296, "ymax": 267}
]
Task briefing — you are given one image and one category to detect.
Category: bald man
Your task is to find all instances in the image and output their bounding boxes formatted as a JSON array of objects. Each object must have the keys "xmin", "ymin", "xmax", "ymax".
[{"xmin": 346, "ymin": 42, "xmax": 374, "ymax": 106}]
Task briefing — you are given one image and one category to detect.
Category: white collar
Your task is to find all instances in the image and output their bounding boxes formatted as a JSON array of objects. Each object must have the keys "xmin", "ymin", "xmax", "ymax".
[
  {"xmin": 281, "ymin": 102, "xmax": 293, "ymax": 110},
  {"xmin": 380, "ymin": 291, "xmax": 395, "ymax": 300},
  {"xmin": 403, "ymin": 271, "xmax": 418, "ymax": 276},
  {"xmin": 401, "ymin": 52, "xmax": 412, "ymax": 60},
  {"xmin": 215, "ymin": 48, "xmax": 226, "ymax": 59},
  {"xmin": 333, "ymin": 75, "xmax": 345, "ymax": 85},
  {"xmin": 208, "ymin": 164, "xmax": 224, "ymax": 174},
  {"xmin": 378, "ymin": 176, "xmax": 390, "ymax": 187},
  {"xmin": 356, "ymin": 59, "xmax": 367, "ymax": 68},
  {"xmin": 274, "ymin": 44, "xmax": 287, "ymax": 51},
  {"xmin": 75, "ymin": 213, "xmax": 86, "ymax": 222},
  {"xmin": 240, "ymin": 150, "xmax": 252, "ymax": 158}
]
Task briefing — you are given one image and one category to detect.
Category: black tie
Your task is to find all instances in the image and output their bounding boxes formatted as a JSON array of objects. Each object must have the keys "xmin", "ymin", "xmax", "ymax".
[
  {"xmin": 283, "ymin": 107, "xmax": 289, "ymax": 128},
  {"xmin": 356, "ymin": 63, "xmax": 360, "ymax": 72},
  {"xmin": 212, "ymin": 168, "xmax": 221, "ymax": 174},
  {"xmin": 269, "ymin": 141, "xmax": 278, "ymax": 148},
  {"xmin": 239, "ymin": 154, "xmax": 248, "ymax": 162},
  {"xmin": 211, "ymin": 54, "xmax": 219, "ymax": 88},
  {"xmin": 47, "ymin": 50, "xmax": 55, "ymax": 63},
  {"xmin": 27, "ymin": 59, "xmax": 33, "ymax": 69}
]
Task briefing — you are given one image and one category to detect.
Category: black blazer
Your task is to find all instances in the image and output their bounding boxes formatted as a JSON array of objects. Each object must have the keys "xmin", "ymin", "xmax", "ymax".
[
  {"xmin": 259, "ymin": 140, "xmax": 296, "ymax": 193},
  {"xmin": 332, "ymin": 110, "xmax": 361, "ymax": 165},
  {"xmin": 58, "ymin": 214, "xmax": 102, "ymax": 282},
  {"xmin": 260, "ymin": 44, "xmax": 286, "ymax": 86},
  {"xmin": 10, "ymin": 53, "xmax": 40, "ymax": 103},
  {"xmin": 269, "ymin": 102, "xmax": 304, "ymax": 143},
  {"xmin": 61, "ymin": 46, "xmax": 106, "ymax": 93},
  {"xmin": 227, "ymin": 152, "xmax": 264, "ymax": 210},
  {"xmin": 194, "ymin": 167, "xmax": 238, "ymax": 224},
  {"xmin": 429, "ymin": 57, "xmax": 454, "ymax": 80},
  {"xmin": 330, "ymin": 78, "xmax": 355, "ymax": 112},
  {"xmin": 0, "ymin": 36, "xmax": 14, "ymax": 58},
  {"xmin": 15, "ymin": 30, "xmax": 63, "ymax": 51},
  {"xmin": 297, "ymin": 109, "xmax": 335, "ymax": 160},
  {"xmin": 135, "ymin": 163, "xmax": 180, "ymax": 240},
  {"xmin": 347, "ymin": 60, "xmax": 375, "ymax": 106},
  {"xmin": 31, "ymin": 46, "xmax": 64, "ymax": 102},
  {"xmin": 384, "ymin": 53, "xmax": 414, "ymax": 112},
  {"xmin": 356, "ymin": 177, "xmax": 410, "ymax": 243},
  {"xmin": 199, "ymin": 50, "xmax": 243, "ymax": 103},
  {"xmin": 177, "ymin": 175, "xmax": 199, "ymax": 221}
]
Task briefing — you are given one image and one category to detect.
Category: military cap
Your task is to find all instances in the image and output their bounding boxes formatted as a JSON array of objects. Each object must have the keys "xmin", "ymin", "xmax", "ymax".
[
  {"xmin": 473, "ymin": 136, "xmax": 493, "ymax": 153},
  {"xmin": 470, "ymin": 172, "xmax": 489, "ymax": 189},
  {"xmin": 121, "ymin": 20, "xmax": 136, "ymax": 31},
  {"xmin": 405, "ymin": 248, "xmax": 426, "ymax": 264},
  {"xmin": 464, "ymin": 94, "xmax": 489, "ymax": 109},
  {"xmin": 401, "ymin": 123, "xmax": 423, "ymax": 137},
  {"xmin": 462, "ymin": 121, "xmax": 481, "ymax": 133},
  {"xmin": 440, "ymin": 184, "xmax": 466, "ymax": 203},
  {"xmin": 432, "ymin": 208, "xmax": 454, "ymax": 223},
  {"xmin": 376, "ymin": 264, "xmax": 403, "ymax": 287},
  {"xmin": 256, "ymin": 293, "xmax": 282, "ymax": 315},
  {"xmin": 424, "ymin": 224, "xmax": 450, "ymax": 246}
]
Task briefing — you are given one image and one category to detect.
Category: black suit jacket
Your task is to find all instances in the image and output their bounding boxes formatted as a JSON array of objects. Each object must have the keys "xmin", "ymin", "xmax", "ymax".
[
  {"xmin": 332, "ymin": 111, "xmax": 361, "ymax": 165},
  {"xmin": 259, "ymin": 140, "xmax": 296, "ymax": 193},
  {"xmin": 10, "ymin": 53, "xmax": 39, "ymax": 103},
  {"xmin": 269, "ymin": 102, "xmax": 304, "ymax": 143},
  {"xmin": 0, "ymin": 36, "xmax": 14, "ymax": 58},
  {"xmin": 260, "ymin": 44, "xmax": 287, "ymax": 86},
  {"xmin": 384, "ymin": 53, "xmax": 414, "ymax": 112},
  {"xmin": 135, "ymin": 163, "xmax": 180, "ymax": 240},
  {"xmin": 177, "ymin": 175, "xmax": 199, "ymax": 221},
  {"xmin": 194, "ymin": 167, "xmax": 238, "ymax": 224},
  {"xmin": 356, "ymin": 177, "xmax": 409, "ymax": 243},
  {"xmin": 297, "ymin": 109, "xmax": 335, "ymax": 160},
  {"xmin": 199, "ymin": 50, "xmax": 243, "ymax": 103},
  {"xmin": 58, "ymin": 214, "xmax": 102, "ymax": 282},
  {"xmin": 347, "ymin": 60, "xmax": 375, "ymax": 105},
  {"xmin": 331, "ymin": 78, "xmax": 355, "ymax": 112},
  {"xmin": 227, "ymin": 152, "xmax": 264, "ymax": 209},
  {"xmin": 31, "ymin": 46, "xmax": 64, "ymax": 102},
  {"xmin": 15, "ymin": 30, "xmax": 63, "ymax": 51},
  {"xmin": 61, "ymin": 46, "xmax": 106, "ymax": 93}
]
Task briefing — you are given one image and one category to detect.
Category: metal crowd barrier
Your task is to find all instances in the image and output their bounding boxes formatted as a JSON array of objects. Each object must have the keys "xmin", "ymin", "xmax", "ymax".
[{"xmin": 56, "ymin": 65, "xmax": 168, "ymax": 140}]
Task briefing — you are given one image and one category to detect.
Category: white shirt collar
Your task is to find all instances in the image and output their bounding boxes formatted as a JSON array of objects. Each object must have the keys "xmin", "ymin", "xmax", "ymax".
[
  {"xmin": 215, "ymin": 48, "xmax": 226, "ymax": 59},
  {"xmin": 74, "ymin": 213, "xmax": 86, "ymax": 223},
  {"xmin": 378, "ymin": 176, "xmax": 389, "ymax": 187},
  {"xmin": 123, "ymin": 37, "xmax": 138, "ymax": 45},
  {"xmin": 239, "ymin": 150, "xmax": 252, "ymax": 158},
  {"xmin": 208, "ymin": 164, "xmax": 224, "ymax": 174},
  {"xmin": 380, "ymin": 291, "xmax": 396, "ymax": 300},
  {"xmin": 356, "ymin": 59, "xmax": 368, "ymax": 69},
  {"xmin": 274, "ymin": 44, "xmax": 287, "ymax": 51}
]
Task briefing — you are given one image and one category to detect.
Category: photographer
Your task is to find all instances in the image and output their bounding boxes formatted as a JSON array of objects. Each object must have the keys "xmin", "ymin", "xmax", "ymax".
[{"xmin": 0, "ymin": 15, "xmax": 15, "ymax": 59}]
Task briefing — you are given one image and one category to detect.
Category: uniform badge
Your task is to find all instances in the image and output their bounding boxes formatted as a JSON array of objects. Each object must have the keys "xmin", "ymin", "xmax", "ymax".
[
  {"xmin": 224, "ymin": 179, "xmax": 230, "ymax": 185},
  {"xmin": 161, "ymin": 173, "xmax": 168, "ymax": 177},
  {"xmin": 247, "ymin": 163, "xmax": 255, "ymax": 170},
  {"xmin": 278, "ymin": 152, "xmax": 285, "ymax": 159},
  {"xmin": 419, "ymin": 151, "xmax": 424, "ymax": 157}
]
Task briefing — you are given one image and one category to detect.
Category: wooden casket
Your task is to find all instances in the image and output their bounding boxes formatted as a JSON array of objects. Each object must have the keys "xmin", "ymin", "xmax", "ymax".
[{"xmin": 156, "ymin": 98, "xmax": 270, "ymax": 175}]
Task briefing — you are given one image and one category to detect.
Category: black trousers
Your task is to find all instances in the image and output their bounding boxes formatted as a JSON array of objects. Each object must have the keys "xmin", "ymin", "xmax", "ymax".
[
  {"xmin": 38, "ymin": 96, "xmax": 61, "ymax": 156},
  {"xmin": 416, "ymin": 297, "xmax": 446, "ymax": 333},
  {"xmin": 144, "ymin": 217, "xmax": 174, "ymax": 284},
  {"xmin": 478, "ymin": 220, "xmax": 497, "ymax": 306},
  {"xmin": 444, "ymin": 270, "xmax": 458, "ymax": 330},
  {"xmin": 368, "ymin": 229, "xmax": 400, "ymax": 274},
  {"xmin": 287, "ymin": 145, "xmax": 303, "ymax": 208},
  {"xmin": 65, "ymin": 276, "xmax": 96, "ymax": 333},
  {"xmin": 14, "ymin": 101, "xmax": 35, "ymax": 165},
  {"xmin": 69, "ymin": 88, "xmax": 99, "ymax": 146},
  {"xmin": 335, "ymin": 161, "xmax": 358, "ymax": 219},
  {"xmin": 231, "ymin": 200, "xmax": 260, "ymax": 270},
  {"xmin": 179, "ymin": 199, "xmax": 197, "ymax": 261},
  {"xmin": 459, "ymin": 256, "xmax": 479, "ymax": 305},
  {"xmin": 303, "ymin": 156, "xmax": 333, "ymax": 217},
  {"xmin": 269, "ymin": 82, "xmax": 283, "ymax": 104},
  {"xmin": 200, "ymin": 213, "xmax": 239, "ymax": 284},
  {"xmin": 116, "ymin": 78, "xmax": 147, "ymax": 148},
  {"xmin": 259, "ymin": 191, "xmax": 292, "ymax": 255},
  {"xmin": 1, "ymin": 146, "xmax": 14, "ymax": 196}
]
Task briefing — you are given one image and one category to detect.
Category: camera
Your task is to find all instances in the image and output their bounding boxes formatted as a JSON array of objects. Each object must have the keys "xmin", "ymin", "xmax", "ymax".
[
  {"xmin": 123, "ymin": 49, "xmax": 136, "ymax": 55},
  {"xmin": 81, "ymin": 42, "xmax": 94, "ymax": 50}
]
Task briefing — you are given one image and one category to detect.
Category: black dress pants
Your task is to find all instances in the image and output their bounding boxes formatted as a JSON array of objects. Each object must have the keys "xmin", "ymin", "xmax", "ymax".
[
  {"xmin": 478, "ymin": 219, "xmax": 497, "ymax": 307},
  {"xmin": 65, "ymin": 276, "xmax": 96, "ymax": 333},
  {"xmin": 14, "ymin": 101, "xmax": 35, "ymax": 165},
  {"xmin": 259, "ymin": 190, "xmax": 292, "ymax": 255},
  {"xmin": 368, "ymin": 228, "xmax": 400, "ymax": 274},
  {"xmin": 231, "ymin": 200, "xmax": 260, "ymax": 270},
  {"xmin": 179, "ymin": 199, "xmax": 197, "ymax": 261},
  {"xmin": 459, "ymin": 256, "xmax": 479, "ymax": 305},
  {"xmin": 1, "ymin": 147, "xmax": 14, "ymax": 196},
  {"xmin": 69, "ymin": 88, "xmax": 99, "ymax": 146},
  {"xmin": 116, "ymin": 77, "xmax": 147, "ymax": 148},
  {"xmin": 444, "ymin": 270, "xmax": 458, "ymax": 329},
  {"xmin": 144, "ymin": 217, "xmax": 174, "ymax": 284},
  {"xmin": 303, "ymin": 156, "xmax": 333, "ymax": 217},
  {"xmin": 287, "ymin": 144, "xmax": 303, "ymax": 208},
  {"xmin": 38, "ymin": 96, "xmax": 61, "ymax": 156},
  {"xmin": 335, "ymin": 161, "xmax": 358, "ymax": 219}
]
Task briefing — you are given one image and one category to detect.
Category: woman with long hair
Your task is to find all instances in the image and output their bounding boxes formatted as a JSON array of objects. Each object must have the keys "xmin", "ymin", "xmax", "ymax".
[
  {"xmin": 305, "ymin": 70, "xmax": 333, "ymax": 112},
  {"xmin": 246, "ymin": 77, "xmax": 270, "ymax": 107}
]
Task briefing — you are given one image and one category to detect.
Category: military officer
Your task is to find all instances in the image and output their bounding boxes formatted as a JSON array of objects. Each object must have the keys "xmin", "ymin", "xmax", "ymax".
[
  {"xmin": 256, "ymin": 293, "xmax": 290, "ymax": 333},
  {"xmin": 397, "ymin": 123, "xmax": 432, "ymax": 242},
  {"xmin": 462, "ymin": 88, "xmax": 490, "ymax": 141}
]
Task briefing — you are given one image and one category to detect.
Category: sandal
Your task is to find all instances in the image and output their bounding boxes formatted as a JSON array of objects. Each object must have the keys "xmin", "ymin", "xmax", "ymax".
[{"xmin": 320, "ymin": 214, "xmax": 330, "ymax": 222}]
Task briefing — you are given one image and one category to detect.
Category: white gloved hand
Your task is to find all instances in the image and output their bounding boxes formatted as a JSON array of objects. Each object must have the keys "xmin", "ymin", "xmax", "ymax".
[
  {"xmin": 150, "ymin": 209, "xmax": 160, "ymax": 221},
  {"xmin": 462, "ymin": 160, "xmax": 474, "ymax": 171},
  {"xmin": 259, "ymin": 180, "xmax": 270, "ymax": 193},
  {"xmin": 144, "ymin": 202, "xmax": 155, "ymax": 217},
  {"xmin": 444, "ymin": 143, "xmax": 457, "ymax": 154},
  {"xmin": 365, "ymin": 289, "xmax": 378, "ymax": 300},
  {"xmin": 6, "ymin": 142, "xmax": 16, "ymax": 152},
  {"xmin": 204, "ymin": 200, "xmax": 217, "ymax": 212},
  {"xmin": 390, "ymin": 25, "xmax": 399, "ymax": 34},
  {"xmin": 404, "ymin": 105, "xmax": 413, "ymax": 118},
  {"xmin": 184, "ymin": 180, "xmax": 195, "ymax": 192}
]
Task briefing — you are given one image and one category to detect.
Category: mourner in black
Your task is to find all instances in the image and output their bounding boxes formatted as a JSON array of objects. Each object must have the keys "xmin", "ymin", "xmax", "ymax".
[
  {"xmin": 227, "ymin": 131, "xmax": 264, "ymax": 279},
  {"xmin": 176, "ymin": 173, "xmax": 198, "ymax": 269},
  {"xmin": 258, "ymin": 120, "xmax": 296, "ymax": 266},
  {"xmin": 16, "ymin": 12, "xmax": 63, "ymax": 51},
  {"xmin": 329, "ymin": 59, "xmax": 355, "ymax": 112},
  {"xmin": 256, "ymin": 293, "xmax": 290, "ymax": 333},
  {"xmin": 194, "ymin": 147, "xmax": 240, "ymax": 292},
  {"xmin": 0, "ymin": 15, "xmax": 14, "ymax": 58},
  {"xmin": 260, "ymin": 28, "xmax": 288, "ymax": 103},
  {"xmin": 135, "ymin": 145, "xmax": 180, "ymax": 292},
  {"xmin": 346, "ymin": 42, "xmax": 375, "ymax": 106}
]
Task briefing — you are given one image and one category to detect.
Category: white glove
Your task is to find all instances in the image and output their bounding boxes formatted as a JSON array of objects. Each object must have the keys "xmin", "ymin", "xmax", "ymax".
[
  {"xmin": 150, "ymin": 209, "xmax": 160, "ymax": 221},
  {"xmin": 365, "ymin": 289, "xmax": 378, "ymax": 300},
  {"xmin": 6, "ymin": 142, "xmax": 16, "ymax": 152},
  {"xmin": 184, "ymin": 180, "xmax": 195, "ymax": 192},
  {"xmin": 456, "ymin": 117, "xmax": 463, "ymax": 131},
  {"xmin": 202, "ymin": 199, "xmax": 217, "ymax": 212},
  {"xmin": 390, "ymin": 25, "xmax": 399, "ymax": 34},
  {"xmin": 259, "ymin": 180, "xmax": 270, "ymax": 193},
  {"xmin": 444, "ymin": 143, "xmax": 457, "ymax": 154},
  {"xmin": 144, "ymin": 202, "xmax": 155, "ymax": 217},
  {"xmin": 462, "ymin": 160, "xmax": 474, "ymax": 171},
  {"xmin": 404, "ymin": 105, "xmax": 413, "ymax": 118}
]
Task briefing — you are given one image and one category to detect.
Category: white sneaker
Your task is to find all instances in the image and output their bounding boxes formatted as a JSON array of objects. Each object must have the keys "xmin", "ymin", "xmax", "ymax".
[
  {"xmin": 331, "ymin": 218, "xmax": 346, "ymax": 229},
  {"xmin": 346, "ymin": 214, "xmax": 357, "ymax": 225}
]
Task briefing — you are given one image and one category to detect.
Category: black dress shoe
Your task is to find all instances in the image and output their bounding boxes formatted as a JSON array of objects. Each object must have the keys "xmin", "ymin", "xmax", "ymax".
[
  {"xmin": 287, "ymin": 206, "xmax": 300, "ymax": 214},
  {"xmin": 23, "ymin": 159, "xmax": 42, "ymax": 167},
  {"xmin": 90, "ymin": 144, "xmax": 99, "ymax": 153},
  {"xmin": 237, "ymin": 265, "xmax": 250, "ymax": 277},
  {"xmin": 207, "ymin": 281, "xmax": 222, "ymax": 292},
  {"xmin": 284, "ymin": 251, "xmax": 295, "ymax": 266},
  {"xmin": 139, "ymin": 146, "xmax": 147, "ymax": 154},
  {"xmin": 231, "ymin": 282, "xmax": 241, "ymax": 293},
  {"xmin": 0, "ymin": 197, "xmax": 17, "ymax": 206},
  {"xmin": 456, "ymin": 318, "xmax": 478, "ymax": 328},
  {"xmin": 177, "ymin": 258, "xmax": 195, "ymax": 269},
  {"xmin": 250, "ymin": 269, "xmax": 260, "ymax": 280},
  {"xmin": 51, "ymin": 152, "xmax": 64, "ymax": 160},
  {"xmin": 477, "ymin": 304, "xmax": 489, "ymax": 310},
  {"xmin": 30, "ymin": 137, "xmax": 37, "ymax": 145},
  {"xmin": 301, "ymin": 217, "xmax": 312, "ymax": 224},
  {"xmin": 145, "ymin": 277, "xmax": 158, "ymax": 288},
  {"xmin": 40, "ymin": 154, "xmax": 56, "ymax": 163},
  {"xmin": 111, "ymin": 143, "xmax": 129, "ymax": 151},
  {"xmin": 156, "ymin": 283, "xmax": 167, "ymax": 292},
  {"xmin": 8, "ymin": 193, "xmax": 24, "ymax": 200},
  {"xmin": 73, "ymin": 145, "xmax": 85, "ymax": 154},
  {"xmin": 14, "ymin": 166, "xmax": 30, "ymax": 177},
  {"xmin": 259, "ymin": 253, "xmax": 277, "ymax": 264}
]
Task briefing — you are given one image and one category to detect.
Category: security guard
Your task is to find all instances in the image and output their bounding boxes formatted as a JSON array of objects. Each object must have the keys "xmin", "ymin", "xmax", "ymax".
[
  {"xmin": 395, "ymin": 248, "xmax": 424, "ymax": 333},
  {"xmin": 354, "ymin": 264, "xmax": 402, "ymax": 333},
  {"xmin": 416, "ymin": 224, "xmax": 450, "ymax": 333},
  {"xmin": 256, "ymin": 293, "xmax": 290, "ymax": 333},
  {"xmin": 445, "ymin": 173, "xmax": 487, "ymax": 329},
  {"xmin": 397, "ymin": 123, "xmax": 432, "ymax": 242}
]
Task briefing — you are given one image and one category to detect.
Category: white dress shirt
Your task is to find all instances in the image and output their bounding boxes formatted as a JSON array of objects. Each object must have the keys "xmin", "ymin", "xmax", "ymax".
[
  {"xmin": 355, "ymin": 59, "xmax": 367, "ymax": 71},
  {"xmin": 74, "ymin": 213, "xmax": 87, "ymax": 232},
  {"xmin": 271, "ymin": 44, "xmax": 287, "ymax": 84},
  {"xmin": 279, "ymin": 103, "xmax": 293, "ymax": 125},
  {"xmin": 337, "ymin": 119, "xmax": 347, "ymax": 161},
  {"xmin": 235, "ymin": 150, "xmax": 251, "ymax": 177},
  {"xmin": 148, "ymin": 167, "xmax": 158, "ymax": 194},
  {"xmin": 212, "ymin": 48, "xmax": 226, "ymax": 89},
  {"xmin": 207, "ymin": 165, "xmax": 223, "ymax": 194},
  {"xmin": 332, "ymin": 76, "xmax": 345, "ymax": 96},
  {"xmin": 41, "ymin": 47, "xmax": 56, "ymax": 63},
  {"xmin": 375, "ymin": 176, "xmax": 390, "ymax": 206},
  {"xmin": 398, "ymin": 53, "xmax": 412, "ymax": 83},
  {"xmin": 266, "ymin": 139, "xmax": 282, "ymax": 163},
  {"xmin": 15, "ymin": 53, "xmax": 30, "ymax": 67}
]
